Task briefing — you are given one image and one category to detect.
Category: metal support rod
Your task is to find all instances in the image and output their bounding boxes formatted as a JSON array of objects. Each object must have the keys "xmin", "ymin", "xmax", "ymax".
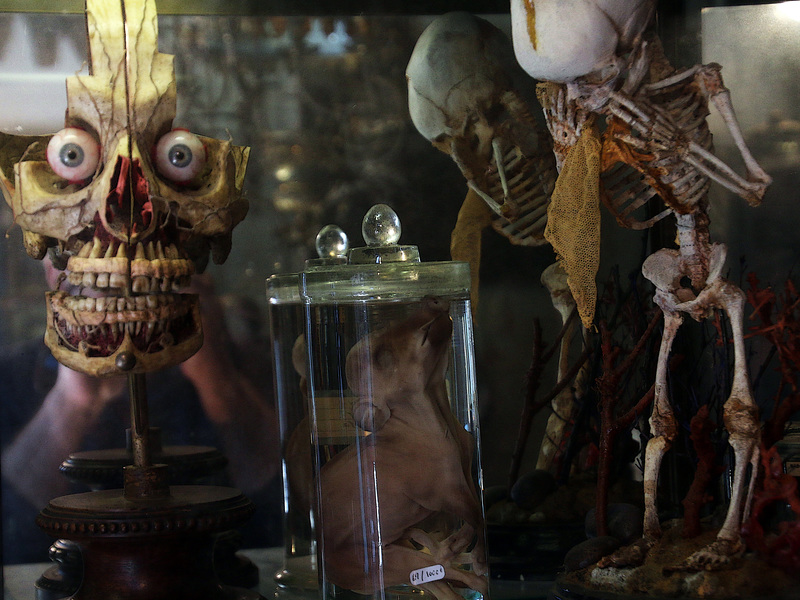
[{"xmin": 128, "ymin": 372, "xmax": 151, "ymax": 468}]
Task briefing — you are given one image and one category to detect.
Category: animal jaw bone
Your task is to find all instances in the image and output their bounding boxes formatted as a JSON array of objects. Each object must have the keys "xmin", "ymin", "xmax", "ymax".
[
  {"xmin": 407, "ymin": 12, "xmax": 557, "ymax": 248},
  {"xmin": 317, "ymin": 297, "xmax": 488, "ymax": 599},
  {"xmin": 0, "ymin": 0, "xmax": 249, "ymax": 377},
  {"xmin": 511, "ymin": 0, "xmax": 770, "ymax": 571}
]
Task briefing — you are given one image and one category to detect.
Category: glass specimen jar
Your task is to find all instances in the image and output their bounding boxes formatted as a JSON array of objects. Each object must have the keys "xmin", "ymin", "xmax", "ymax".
[
  {"xmin": 267, "ymin": 225, "xmax": 350, "ymax": 593},
  {"xmin": 301, "ymin": 205, "xmax": 489, "ymax": 600}
]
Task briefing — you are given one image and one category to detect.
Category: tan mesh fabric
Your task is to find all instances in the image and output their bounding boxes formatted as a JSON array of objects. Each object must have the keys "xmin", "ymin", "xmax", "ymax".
[
  {"xmin": 544, "ymin": 119, "xmax": 601, "ymax": 328},
  {"xmin": 450, "ymin": 187, "xmax": 493, "ymax": 310}
]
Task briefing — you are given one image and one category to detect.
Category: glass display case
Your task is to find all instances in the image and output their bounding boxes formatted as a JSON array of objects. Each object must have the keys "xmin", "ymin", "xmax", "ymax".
[{"xmin": 0, "ymin": 1, "xmax": 798, "ymax": 599}]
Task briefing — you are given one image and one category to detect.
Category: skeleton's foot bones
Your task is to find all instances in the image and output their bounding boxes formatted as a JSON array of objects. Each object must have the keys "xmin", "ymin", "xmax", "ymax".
[
  {"xmin": 596, "ymin": 537, "xmax": 654, "ymax": 569},
  {"xmin": 664, "ymin": 537, "xmax": 745, "ymax": 573},
  {"xmin": 596, "ymin": 532, "xmax": 745, "ymax": 574}
]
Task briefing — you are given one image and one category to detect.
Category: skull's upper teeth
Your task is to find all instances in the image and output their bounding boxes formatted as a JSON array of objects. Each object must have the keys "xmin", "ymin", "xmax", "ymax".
[
  {"xmin": 66, "ymin": 237, "xmax": 193, "ymax": 291},
  {"xmin": 89, "ymin": 238, "xmax": 103, "ymax": 259}
]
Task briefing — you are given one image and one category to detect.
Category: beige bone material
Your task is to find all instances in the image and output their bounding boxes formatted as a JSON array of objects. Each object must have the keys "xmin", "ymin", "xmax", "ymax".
[
  {"xmin": 317, "ymin": 298, "xmax": 488, "ymax": 600},
  {"xmin": 407, "ymin": 12, "xmax": 557, "ymax": 250},
  {"xmin": 0, "ymin": 0, "xmax": 249, "ymax": 377},
  {"xmin": 512, "ymin": 1, "xmax": 771, "ymax": 570},
  {"xmin": 536, "ymin": 262, "xmax": 581, "ymax": 472}
]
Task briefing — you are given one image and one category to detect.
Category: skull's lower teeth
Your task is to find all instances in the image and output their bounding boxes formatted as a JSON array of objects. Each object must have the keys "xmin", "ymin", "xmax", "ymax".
[
  {"xmin": 49, "ymin": 289, "xmax": 195, "ymax": 327},
  {"xmin": 55, "ymin": 311, "xmax": 196, "ymax": 357},
  {"xmin": 62, "ymin": 294, "xmax": 175, "ymax": 313}
]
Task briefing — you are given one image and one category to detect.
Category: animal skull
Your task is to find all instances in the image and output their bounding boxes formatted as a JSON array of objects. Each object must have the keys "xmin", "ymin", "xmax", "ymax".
[
  {"xmin": 510, "ymin": 0, "xmax": 657, "ymax": 83},
  {"xmin": 407, "ymin": 11, "xmax": 555, "ymax": 247},
  {"xmin": 0, "ymin": 0, "xmax": 249, "ymax": 377}
]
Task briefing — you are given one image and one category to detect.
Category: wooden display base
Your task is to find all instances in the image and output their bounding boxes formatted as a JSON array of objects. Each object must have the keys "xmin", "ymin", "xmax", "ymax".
[
  {"xmin": 37, "ymin": 483, "xmax": 264, "ymax": 600},
  {"xmin": 60, "ymin": 445, "xmax": 228, "ymax": 488},
  {"xmin": 37, "ymin": 441, "xmax": 257, "ymax": 598}
]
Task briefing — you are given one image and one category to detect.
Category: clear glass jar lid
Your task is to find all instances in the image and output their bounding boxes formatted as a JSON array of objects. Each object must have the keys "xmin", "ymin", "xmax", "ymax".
[{"xmin": 301, "ymin": 204, "xmax": 471, "ymax": 303}]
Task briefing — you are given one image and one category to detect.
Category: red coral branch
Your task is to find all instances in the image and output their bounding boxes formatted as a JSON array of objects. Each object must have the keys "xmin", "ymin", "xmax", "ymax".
[
  {"xmin": 594, "ymin": 311, "xmax": 661, "ymax": 537},
  {"xmin": 742, "ymin": 445, "xmax": 800, "ymax": 573},
  {"xmin": 746, "ymin": 273, "xmax": 800, "ymax": 447},
  {"xmin": 508, "ymin": 313, "xmax": 591, "ymax": 489},
  {"xmin": 741, "ymin": 273, "xmax": 800, "ymax": 573},
  {"xmin": 681, "ymin": 405, "xmax": 725, "ymax": 538}
]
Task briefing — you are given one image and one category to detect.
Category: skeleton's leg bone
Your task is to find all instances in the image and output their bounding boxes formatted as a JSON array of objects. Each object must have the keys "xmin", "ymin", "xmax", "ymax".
[
  {"xmin": 670, "ymin": 282, "xmax": 760, "ymax": 572},
  {"xmin": 598, "ymin": 302, "xmax": 682, "ymax": 570},
  {"xmin": 713, "ymin": 283, "xmax": 760, "ymax": 542},
  {"xmin": 536, "ymin": 263, "xmax": 579, "ymax": 472},
  {"xmin": 642, "ymin": 306, "xmax": 682, "ymax": 540}
]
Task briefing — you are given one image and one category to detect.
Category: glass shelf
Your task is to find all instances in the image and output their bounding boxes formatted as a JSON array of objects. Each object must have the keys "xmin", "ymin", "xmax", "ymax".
[
  {"xmin": 0, "ymin": 0, "xmax": 513, "ymax": 16},
  {"xmin": 0, "ymin": 0, "xmax": 779, "ymax": 16}
]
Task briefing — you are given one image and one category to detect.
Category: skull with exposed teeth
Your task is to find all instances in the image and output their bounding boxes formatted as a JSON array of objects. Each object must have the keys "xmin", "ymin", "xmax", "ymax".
[{"xmin": 0, "ymin": 0, "xmax": 249, "ymax": 377}]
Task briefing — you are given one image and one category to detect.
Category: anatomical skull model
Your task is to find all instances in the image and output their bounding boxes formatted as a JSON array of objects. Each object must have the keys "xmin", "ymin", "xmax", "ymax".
[
  {"xmin": 407, "ymin": 12, "xmax": 557, "ymax": 253},
  {"xmin": 0, "ymin": 0, "xmax": 249, "ymax": 378},
  {"xmin": 511, "ymin": 0, "xmax": 771, "ymax": 571}
]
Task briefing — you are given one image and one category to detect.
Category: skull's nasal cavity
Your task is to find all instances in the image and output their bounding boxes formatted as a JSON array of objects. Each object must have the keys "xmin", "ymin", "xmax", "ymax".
[{"xmin": 104, "ymin": 156, "xmax": 153, "ymax": 240}]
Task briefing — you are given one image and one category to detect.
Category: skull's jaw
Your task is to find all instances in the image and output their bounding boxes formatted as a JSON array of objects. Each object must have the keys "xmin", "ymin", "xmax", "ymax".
[{"xmin": 45, "ymin": 290, "xmax": 203, "ymax": 377}]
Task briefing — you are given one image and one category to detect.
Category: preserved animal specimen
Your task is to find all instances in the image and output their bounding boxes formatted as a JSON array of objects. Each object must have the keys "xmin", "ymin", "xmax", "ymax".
[{"xmin": 317, "ymin": 298, "xmax": 488, "ymax": 600}]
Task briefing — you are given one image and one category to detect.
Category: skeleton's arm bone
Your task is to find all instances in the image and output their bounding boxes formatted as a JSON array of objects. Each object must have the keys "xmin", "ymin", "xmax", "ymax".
[{"xmin": 684, "ymin": 142, "xmax": 768, "ymax": 204}]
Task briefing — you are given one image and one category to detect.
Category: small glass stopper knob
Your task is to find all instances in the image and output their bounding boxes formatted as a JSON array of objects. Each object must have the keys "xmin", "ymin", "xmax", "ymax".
[
  {"xmin": 316, "ymin": 224, "xmax": 349, "ymax": 258},
  {"xmin": 362, "ymin": 204, "xmax": 401, "ymax": 246}
]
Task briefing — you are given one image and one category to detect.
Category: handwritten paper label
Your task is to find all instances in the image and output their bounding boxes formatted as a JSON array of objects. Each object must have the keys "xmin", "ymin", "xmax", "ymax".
[{"xmin": 409, "ymin": 564, "xmax": 445, "ymax": 586}]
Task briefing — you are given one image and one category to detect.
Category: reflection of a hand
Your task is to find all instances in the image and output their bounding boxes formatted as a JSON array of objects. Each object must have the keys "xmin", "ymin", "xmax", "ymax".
[
  {"xmin": 178, "ymin": 273, "xmax": 234, "ymax": 387},
  {"xmin": 54, "ymin": 362, "xmax": 127, "ymax": 413}
]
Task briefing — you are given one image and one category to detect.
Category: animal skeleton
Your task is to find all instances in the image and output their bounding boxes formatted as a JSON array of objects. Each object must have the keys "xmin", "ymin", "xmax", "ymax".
[
  {"xmin": 406, "ymin": 11, "xmax": 557, "ymax": 249},
  {"xmin": 511, "ymin": 0, "xmax": 771, "ymax": 570},
  {"xmin": 317, "ymin": 298, "xmax": 488, "ymax": 600},
  {"xmin": 0, "ymin": 0, "xmax": 249, "ymax": 377},
  {"xmin": 408, "ymin": 13, "xmax": 579, "ymax": 473}
]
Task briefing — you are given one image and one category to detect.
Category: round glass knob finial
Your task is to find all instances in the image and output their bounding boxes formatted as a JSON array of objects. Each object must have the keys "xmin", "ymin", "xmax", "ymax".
[
  {"xmin": 316, "ymin": 224, "xmax": 349, "ymax": 258},
  {"xmin": 362, "ymin": 204, "xmax": 401, "ymax": 246}
]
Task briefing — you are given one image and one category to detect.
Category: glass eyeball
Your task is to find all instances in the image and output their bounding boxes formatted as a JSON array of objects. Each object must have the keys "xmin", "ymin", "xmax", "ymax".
[
  {"xmin": 46, "ymin": 128, "xmax": 100, "ymax": 182},
  {"xmin": 154, "ymin": 129, "xmax": 206, "ymax": 183},
  {"xmin": 362, "ymin": 204, "xmax": 401, "ymax": 246},
  {"xmin": 315, "ymin": 224, "xmax": 349, "ymax": 258}
]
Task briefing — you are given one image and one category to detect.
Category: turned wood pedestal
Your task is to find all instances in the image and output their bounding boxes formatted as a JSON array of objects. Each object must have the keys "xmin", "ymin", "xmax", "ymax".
[{"xmin": 37, "ymin": 481, "xmax": 264, "ymax": 600}]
